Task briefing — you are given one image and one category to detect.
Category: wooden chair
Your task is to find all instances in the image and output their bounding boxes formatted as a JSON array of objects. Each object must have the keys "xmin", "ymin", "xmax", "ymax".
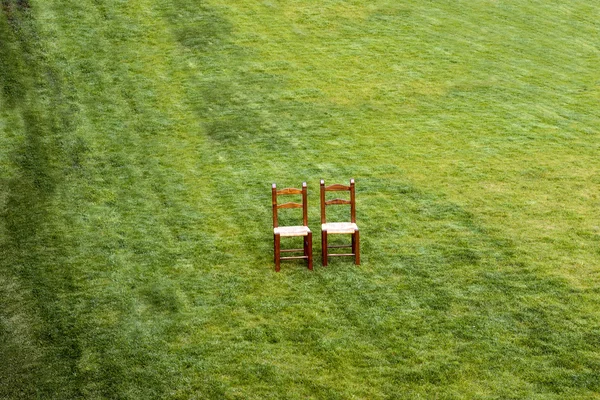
[
  {"xmin": 272, "ymin": 182, "xmax": 313, "ymax": 272},
  {"xmin": 320, "ymin": 179, "xmax": 360, "ymax": 266}
]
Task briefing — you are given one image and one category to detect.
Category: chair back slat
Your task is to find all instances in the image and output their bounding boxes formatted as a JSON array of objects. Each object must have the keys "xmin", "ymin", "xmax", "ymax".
[
  {"xmin": 272, "ymin": 182, "xmax": 308, "ymax": 228},
  {"xmin": 324, "ymin": 184, "xmax": 350, "ymax": 191},
  {"xmin": 277, "ymin": 188, "xmax": 303, "ymax": 195},
  {"xmin": 325, "ymin": 198, "xmax": 351, "ymax": 206},
  {"xmin": 278, "ymin": 202, "xmax": 303, "ymax": 209}
]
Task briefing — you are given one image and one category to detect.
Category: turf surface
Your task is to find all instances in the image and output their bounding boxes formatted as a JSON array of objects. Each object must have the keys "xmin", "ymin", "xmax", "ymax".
[{"xmin": 1, "ymin": 0, "xmax": 599, "ymax": 398}]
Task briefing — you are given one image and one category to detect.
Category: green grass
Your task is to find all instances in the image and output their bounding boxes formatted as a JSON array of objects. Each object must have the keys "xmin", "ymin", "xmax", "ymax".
[{"xmin": 1, "ymin": 0, "xmax": 600, "ymax": 398}]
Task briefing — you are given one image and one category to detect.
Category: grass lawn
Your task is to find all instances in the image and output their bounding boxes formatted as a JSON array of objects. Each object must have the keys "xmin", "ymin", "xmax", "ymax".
[{"xmin": 1, "ymin": 0, "xmax": 600, "ymax": 398}]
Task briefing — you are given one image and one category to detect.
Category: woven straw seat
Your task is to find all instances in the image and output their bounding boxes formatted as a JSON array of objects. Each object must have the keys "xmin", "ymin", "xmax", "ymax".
[
  {"xmin": 321, "ymin": 222, "xmax": 358, "ymax": 234},
  {"xmin": 274, "ymin": 225, "xmax": 311, "ymax": 237}
]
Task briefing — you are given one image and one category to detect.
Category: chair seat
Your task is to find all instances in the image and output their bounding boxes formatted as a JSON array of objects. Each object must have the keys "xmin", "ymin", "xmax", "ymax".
[
  {"xmin": 322, "ymin": 222, "xmax": 358, "ymax": 234},
  {"xmin": 274, "ymin": 225, "xmax": 311, "ymax": 237}
]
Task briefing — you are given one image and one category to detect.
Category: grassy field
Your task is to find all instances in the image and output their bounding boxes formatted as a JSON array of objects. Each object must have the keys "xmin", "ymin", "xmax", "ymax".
[{"xmin": 1, "ymin": 0, "xmax": 599, "ymax": 398}]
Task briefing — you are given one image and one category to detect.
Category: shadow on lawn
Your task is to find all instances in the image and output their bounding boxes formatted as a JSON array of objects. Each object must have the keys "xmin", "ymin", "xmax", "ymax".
[{"xmin": 0, "ymin": 4, "xmax": 83, "ymax": 398}]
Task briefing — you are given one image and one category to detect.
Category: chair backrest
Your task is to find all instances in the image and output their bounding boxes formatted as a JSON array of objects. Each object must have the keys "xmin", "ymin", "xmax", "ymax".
[
  {"xmin": 272, "ymin": 182, "xmax": 308, "ymax": 228},
  {"xmin": 320, "ymin": 179, "xmax": 356, "ymax": 224}
]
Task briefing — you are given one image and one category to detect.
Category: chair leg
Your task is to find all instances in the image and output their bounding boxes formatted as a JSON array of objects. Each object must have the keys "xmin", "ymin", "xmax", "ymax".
[
  {"xmin": 303, "ymin": 233, "xmax": 308, "ymax": 257},
  {"xmin": 306, "ymin": 232, "xmax": 313, "ymax": 270},
  {"xmin": 322, "ymin": 231, "xmax": 328, "ymax": 266},
  {"xmin": 354, "ymin": 230, "xmax": 360, "ymax": 265},
  {"xmin": 274, "ymin": 234, "xmax": 281, "ymax": 272}
]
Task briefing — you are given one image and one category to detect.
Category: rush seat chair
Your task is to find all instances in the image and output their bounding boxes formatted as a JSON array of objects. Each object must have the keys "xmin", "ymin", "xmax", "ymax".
[
  {"xmin": 272, "ymin": 182, "xmax": 313, "ymax": 272},
  {"xmin": 320, "ymin": 179, "xmax": 360, "ymax": 266}
]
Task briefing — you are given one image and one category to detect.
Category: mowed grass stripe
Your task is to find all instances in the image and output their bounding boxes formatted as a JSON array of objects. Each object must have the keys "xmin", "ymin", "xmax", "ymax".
[{"xmin": 35, "ymin": 1, "xmax": 259, "ymax": 397}]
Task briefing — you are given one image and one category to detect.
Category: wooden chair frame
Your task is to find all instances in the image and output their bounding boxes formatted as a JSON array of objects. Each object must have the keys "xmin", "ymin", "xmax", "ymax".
[
  {"xmin": 272, "ymin": 182, "xmax": 313, "ymax": 272},
  {"xmin": 320, "ymin": 179, "xmax": 360, "ymax": 266}
]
